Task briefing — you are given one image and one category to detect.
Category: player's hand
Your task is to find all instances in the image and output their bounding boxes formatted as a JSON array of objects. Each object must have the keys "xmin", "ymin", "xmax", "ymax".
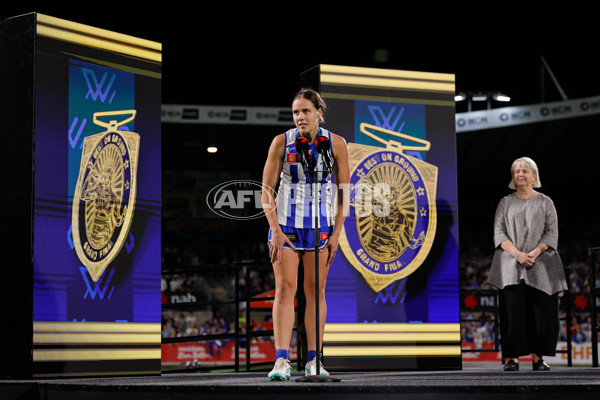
[
  {"xmin": 321, "ymin": 234, "xmax": 339, "ymax": 267},
  {"xmin": 269, "ymin": 230, "xmax": 295, "ymax": 264}
]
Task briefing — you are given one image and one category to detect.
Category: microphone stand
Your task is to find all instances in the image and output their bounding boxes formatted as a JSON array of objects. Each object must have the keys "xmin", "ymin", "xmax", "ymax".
[{"xmin": 296, "ymin": 152, "xmax": 340, "ymax": 383}]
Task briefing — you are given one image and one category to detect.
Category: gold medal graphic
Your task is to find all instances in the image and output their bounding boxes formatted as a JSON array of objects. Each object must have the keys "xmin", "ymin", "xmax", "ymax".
[
  {"xmin": 72, "ymin": 110, "xmax": 140, "ymax": 282},
  {"xmin": 339, "ymin": 123, "xmax": 438, "ymax": 292}
]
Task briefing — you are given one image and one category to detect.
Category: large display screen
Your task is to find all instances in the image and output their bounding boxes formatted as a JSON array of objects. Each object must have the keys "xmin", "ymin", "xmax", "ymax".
[
  {"xmin": 302, "ymin": 65, "xmax": 460, "ymax": 370},
  {"xmin": 32, "ymin": 14, "xmax": 162, "ymax": 377}
]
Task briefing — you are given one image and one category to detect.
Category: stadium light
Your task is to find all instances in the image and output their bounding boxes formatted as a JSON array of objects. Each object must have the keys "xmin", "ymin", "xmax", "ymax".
[{"xmin": 493, "ymin": 93, "xmax": 511, "ymax": 102}]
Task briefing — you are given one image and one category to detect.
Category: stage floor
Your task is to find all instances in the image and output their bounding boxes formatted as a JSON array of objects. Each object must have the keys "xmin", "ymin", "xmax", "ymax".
[{"xmin": 2, "ymin": 363, "xmax": 600, "ymax": 400}]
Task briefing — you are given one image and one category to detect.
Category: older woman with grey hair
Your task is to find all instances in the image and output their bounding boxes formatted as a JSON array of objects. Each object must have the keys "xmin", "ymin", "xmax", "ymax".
[{"xmin": 488, "ymin": 157, "xmax": 568, "ymax": 371}]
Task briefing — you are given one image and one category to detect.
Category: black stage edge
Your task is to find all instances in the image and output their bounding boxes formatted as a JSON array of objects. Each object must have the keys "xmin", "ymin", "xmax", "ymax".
[
  {"xmin": 0, "ymin": 12, "xmax": 35, "ymax": 381},
  {"xmin": 1, "ymin": 364, "xmax": 599, "ymax": 400}
]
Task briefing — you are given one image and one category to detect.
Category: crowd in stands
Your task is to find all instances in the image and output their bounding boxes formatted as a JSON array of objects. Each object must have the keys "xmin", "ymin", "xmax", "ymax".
[
  {"xmin": 161, "ymin": 237, "xmax": 276, "ymax": 345},
  {"xmin": 460, "ymin": 237, "xmax": 600, "ymax": 347},
  {"xmin": 161, "ymin": 230, "xmax": 600, "ymax": 349},
  {"xmin": 161, "ymin": 307, "xmax": 281, "ymax": 359}
]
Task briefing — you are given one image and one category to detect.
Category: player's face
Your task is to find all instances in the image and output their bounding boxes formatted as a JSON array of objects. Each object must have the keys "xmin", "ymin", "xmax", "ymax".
[{"xmin": 292, "ymin": 97, "xmax": 322, "ymax": 137}]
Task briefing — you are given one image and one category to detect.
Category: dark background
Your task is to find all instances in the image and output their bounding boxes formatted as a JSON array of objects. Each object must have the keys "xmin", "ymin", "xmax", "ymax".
[
  {"xmin": 3, "ymin": 4, "xmax": 599, "ymax": 258},
  {"xmin": 4, "ymin": 5, "xmax": 599, "ymax": 107}
]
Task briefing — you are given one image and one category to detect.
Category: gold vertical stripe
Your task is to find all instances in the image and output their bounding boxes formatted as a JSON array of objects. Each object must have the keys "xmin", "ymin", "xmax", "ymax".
[
  {"xmin": 36, "ymin": 13, "xmax": 161, "ymax": 62},
  {"xmin": 324, "ymin": 332, "xmax": 460, "ymax": 343},
  {"xmin": 37, "ymin": 14, "xmax": 161, "ymax": 51},
  {"xmin": 320, "ymin": 64, "xmax": 455, "ymax": 83},
  {"xmin": 325, "ymin": 323, "xmax": 460, "ymax": 333},
  {"xmin": 33, "ymin": 349, "xmax": 161, "ymax": 362},
  {"xmin": 321, "ymin": 73, "xmax": 455, "ymax": 93},
  {"xmin": 34, "ymin": 333, "xmax": 160, "ymax": 344},
  {"xmin": 320, "ymin": 92, "xmax": 455, "ymax": 107},
  {"xmin": 34, "ymin": 321, "xmax": 161, "ymax": 333},
  {"xmin": 325, "ymin": 346, "xmax": 462, "ymax": 357}
]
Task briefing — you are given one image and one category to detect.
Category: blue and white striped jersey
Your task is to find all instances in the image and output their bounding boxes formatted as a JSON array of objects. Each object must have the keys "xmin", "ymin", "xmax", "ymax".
[{"xmin": 276, "ymin": 128, "xmax": 335, "ymax": 229}]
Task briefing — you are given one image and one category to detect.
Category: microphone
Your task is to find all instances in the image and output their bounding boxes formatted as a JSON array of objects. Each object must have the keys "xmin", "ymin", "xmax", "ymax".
[
  {"xmin": 316, "ymin": 136, "xmax": 333, "ymax": 172},
  {"xmin": 294, "ymin": 136, "xmax": 313, "ymax": 173}
]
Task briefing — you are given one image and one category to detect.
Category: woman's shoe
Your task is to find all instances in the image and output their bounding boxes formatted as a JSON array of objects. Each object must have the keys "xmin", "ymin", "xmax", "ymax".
[
  {"xmin": 532, "ymin": 359, "xmax": 550, "ymax": 371},
  {"xmin": 503, "ymin": 359, "xmax": 519, "ymax": 371}
]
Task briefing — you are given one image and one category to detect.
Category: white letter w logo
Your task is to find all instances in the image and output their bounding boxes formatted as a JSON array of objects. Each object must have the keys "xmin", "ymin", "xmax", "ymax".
[
  {"xmin": 80, "ymin": 267, "xmax": 115, "ymax": 299},
  {"xmin": 367, "ymin": 105, "xmax": 405, "ymax": 132},
  {"xmin": 82, "ymin": 68, "xmax": 117, "ymax": 103},
  {"xmin": 374, "ymin": 278, "xmax": 407, "ymax": 304}
]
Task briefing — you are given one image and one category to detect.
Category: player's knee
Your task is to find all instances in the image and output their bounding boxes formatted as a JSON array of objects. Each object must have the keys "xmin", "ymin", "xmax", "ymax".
[{"xmin": 276, "ymin": 281, "xmax": 297, "ymax": 299}]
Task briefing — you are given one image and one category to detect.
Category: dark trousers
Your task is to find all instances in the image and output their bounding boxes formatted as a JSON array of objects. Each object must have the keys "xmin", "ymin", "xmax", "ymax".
[{"xmin": 498, "ymin": 283, "xmax": 559, "ymax": 358}]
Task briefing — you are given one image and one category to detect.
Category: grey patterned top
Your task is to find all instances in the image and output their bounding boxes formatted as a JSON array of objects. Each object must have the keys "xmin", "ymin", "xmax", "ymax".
[{"xmin": 488, "ymin": 192, "xmax": 568, "ymax": 296}]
